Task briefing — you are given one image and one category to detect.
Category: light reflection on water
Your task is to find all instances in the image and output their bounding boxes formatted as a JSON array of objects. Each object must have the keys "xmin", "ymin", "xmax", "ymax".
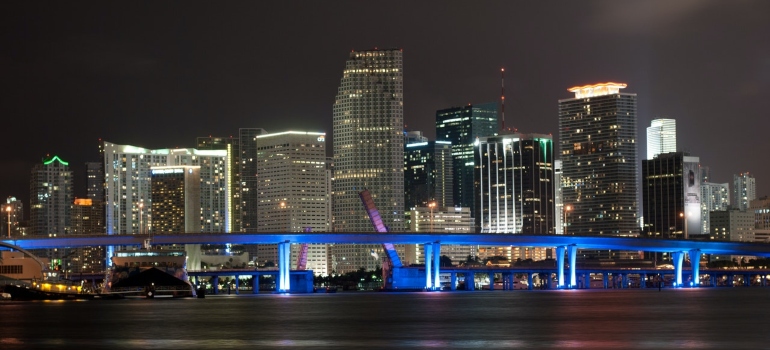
[{"xmin": 1, "ymin": 288, "xmax": 769, "ymax": 349}]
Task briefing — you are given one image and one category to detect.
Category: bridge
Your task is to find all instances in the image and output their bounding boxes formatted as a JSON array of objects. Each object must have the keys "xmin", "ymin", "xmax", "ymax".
[{"xmin": 4, "ymin": 233, "xmax": 770, "ymax": 293}]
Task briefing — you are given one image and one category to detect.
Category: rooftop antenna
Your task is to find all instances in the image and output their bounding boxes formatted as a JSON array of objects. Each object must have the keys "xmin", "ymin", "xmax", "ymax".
[{"xmin": 501, "ymin": 67, "xmax": 505, "ymax": 132}]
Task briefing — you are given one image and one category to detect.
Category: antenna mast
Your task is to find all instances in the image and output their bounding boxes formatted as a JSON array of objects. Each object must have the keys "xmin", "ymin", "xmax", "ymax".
[{"xmin": 501, "ymin": 68, "xmax": 505, "ymax": 132}]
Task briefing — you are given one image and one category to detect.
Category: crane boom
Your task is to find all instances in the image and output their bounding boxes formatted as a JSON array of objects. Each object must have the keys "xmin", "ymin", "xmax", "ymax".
[{"xmin": 358, "ymin": 189, "xmax": 403, "ymax": 268}]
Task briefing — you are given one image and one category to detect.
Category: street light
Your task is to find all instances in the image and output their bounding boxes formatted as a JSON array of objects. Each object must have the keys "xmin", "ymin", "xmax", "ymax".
[
  {"xmin": 6, "ymin": 205, "xmax": 11, "ymax": 238},
  {"xmin": 428, "ymin": 202, "xmax": 437, "ymax": 233},
  {"xmin": 680, "ymin": 212, "xmax": 688, "ymax": 239}
]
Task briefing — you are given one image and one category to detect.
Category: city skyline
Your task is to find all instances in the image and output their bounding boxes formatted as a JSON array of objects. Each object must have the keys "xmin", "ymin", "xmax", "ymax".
[{"xmin": 2, "ymin": 1, "xmax": 769, "ymax": 207}]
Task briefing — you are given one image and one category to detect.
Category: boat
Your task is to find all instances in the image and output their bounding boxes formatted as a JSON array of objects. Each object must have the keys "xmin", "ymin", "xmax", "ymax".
[
  {"xmin": 1, "ymin": 272, "xmax": 95, "ymax": 301},
  {"xmin": 102, "ymin": 243, "xmax": 196, "ymax": 299}
]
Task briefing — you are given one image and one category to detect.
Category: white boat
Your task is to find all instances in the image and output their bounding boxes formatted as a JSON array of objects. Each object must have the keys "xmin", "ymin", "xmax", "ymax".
[{"xmin": 103, "ymin": 244, "xmax": 196, "ymax": 299}]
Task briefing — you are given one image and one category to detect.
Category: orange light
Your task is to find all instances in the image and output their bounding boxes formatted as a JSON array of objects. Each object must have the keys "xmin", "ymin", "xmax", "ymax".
[{"xmin": 567, "ymin": 82, "xmax": 627, "ymax": 98}]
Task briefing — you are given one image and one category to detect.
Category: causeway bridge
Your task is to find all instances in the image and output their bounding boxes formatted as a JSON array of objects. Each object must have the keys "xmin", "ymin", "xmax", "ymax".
[{"xmin": 4, "ymin": 233, "xmax": 770, "ymax": 293}]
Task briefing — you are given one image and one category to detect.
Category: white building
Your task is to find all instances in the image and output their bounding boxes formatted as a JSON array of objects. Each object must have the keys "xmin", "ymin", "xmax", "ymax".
[
  {"xmin": 701, "ymin": 182, "xmax": 730, "ymax": 234},
  {"xmin": 733, "ymin": 172, "xmax": 756, "ymax": 211},
  {"xmin": 331, "ymin": 48, "xmax": 404, "ymax": 274},
  {"xmin": 406, "ymin": 206, "xmax": 475, "ymax": 266},
  {"xmin": 103, "ymin": 142, "xmax": 229, "ymax": 235},
  {"xmin": 255, "ymin": 131, "xmax": 329, "ymax": 276},
  {"xmin": 646, "ymin": 118, "xmax": 677, "ymax": 160}
]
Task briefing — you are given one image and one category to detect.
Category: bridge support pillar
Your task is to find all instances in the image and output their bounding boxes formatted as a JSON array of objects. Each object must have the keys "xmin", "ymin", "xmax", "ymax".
[
  {"xmin": 641, "ymin": 273, "xmax": 647, "ymax": 289},
  {"xmin": 527, "ymin": 272, "xmax": 533, "ymax": 290},
  {"xmin": 451, "ymin": 272, "xmax": 457, "ymax": 291},
  {"xmin": 603, "ymin": 272, "xmax": 608, "ymax": 289},
  {"xmin": 622, "ymin": 274, "xmax": 628, "ymax": 289},
  {"xmin": 424, "ymin": 243, "xmax": 433, "ymax": 290},
  {"xmin": 234, "ymin": 275, "xmax": 240, "ymax": 295},
  {"xmin": 689, "ymin": 249, "xmax": 701, "ymax": 287},
  {"xmin": 278, "ymin": 241, "xmax": 291, "ymax": 293},
  {"xmin": 252, "ymin": 274, "xmax": 259, "ymax": 294},
  {"xmin": 465, "ymin": 272, "xmax": 475, "ymax": 291},
  {"xmin": 672, "ymin": 251, "xmax": 684, "ymax": 287},
  {"xmin": 584, "ymin": 273, "xmax": 591, "ymax": 289},
  {"xmin": 762, "ymin": 275, "xmax": 767, "ymax": 287},
  {"xmin": 489, "ymin": 273, "xmax": 495, "ymax": 291},
  {"xmin": 212, "ymin": 276, "xmax": 219, "ymax": 295},
  {"xmin": 556, "ymin": 246, "xmax": 565, "ymax": 288},
  {"xmin": 568, "ymin": 245, "xmax": 577, "ymax": 288},
  {"xmin": 433, "ymin": 242, "xmax": 441, "ymax": 290}
]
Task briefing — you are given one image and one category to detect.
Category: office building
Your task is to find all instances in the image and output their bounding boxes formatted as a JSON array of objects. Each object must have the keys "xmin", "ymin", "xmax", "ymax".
[
  {"xmin": 331, "ymin": 48, "xmax": 404, "ymax": 273},
  {"xmin": 240, "ymin": 128, "xmax": 268, "ymax": 232},
  {"xmin": 701, "ymin": 182, "xmax": 730, "ymax": 234},
  {"xmin": 475, "ymin": 133, "xmax": 555, "ymax": 234},
  {"xmin": 733, "ymin": 172, "xmax": 756, "ymax": 211},
  {"xmin": 30, "ymin": 155, "xmax": 73, "ymax": 237},
  {"xmin": 69, "ymin": 198, "xmax": 105, "ymax": 273},
  {"xmin": 642, "ymin": 152, "xmax": 702, "ymax": 238},
  {"xmin": 554, "ymin": 160, "xmax": 564, "ymax": 235},
  {"xmin": 404, "ymin": 140, "xmax": 453, "ymax": 210},
  {"xmin": 436, "ymin": 103, "xmax": 498, "ymax": 217},
  {"xmin": 150, "ymin": 165, "xmax": 202, "ymax": 269},
  {"xmin": 558, "ymin": 82, "xmax": 638, "ymax": 236},
  {"xmin": 646, "ymin": 118, "xmax": 677, "ymax": 160},
  {"xmin": 407, "ymin": 206, "xmax": 475, "ymax": 266},
  {"xmin": 710, "ymin": 209, "xmax": 754, "ymax": 242},
  {"xmin": 197, "ymin": 136, "xmax": 241, "ymax": 233},
  {"xmin": 4, "ymin": 197, "xmax": 22, "ymax": 238}
]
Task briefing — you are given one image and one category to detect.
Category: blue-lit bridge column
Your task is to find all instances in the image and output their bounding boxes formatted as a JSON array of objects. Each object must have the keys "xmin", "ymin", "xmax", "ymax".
[
  {"xmin": 602, "ymin": 272, "xmax": 608, "ymax": 289},
  {"xmin": 433, "ymin": 242, "xmax": 441, "ymax": 290},
  {"xmin": 556, "ymin": 246, "xmax": 566, "ymax": 288},
  {"xmin": 527, "ymin": 272, "xmax": 533, "ymax": 290},
  {"xmin": 689, "ymin": 249, "xmax": 701, "ymax": 287},
  {"xmin": 212, "ymin": 276, "xmax": 219, "ymax": 295},
  {"xmin": 568, "ymin": 245, "xmax": 577, "ymax": 288},
  {"xmin": 252, "ymin": 274, "xmax": 259, "ymax": 294},
  {"xmin": 450, "ymin": 272, "xmax": 457, "ymax": 291},
  {"xmin": 584, "ymin": 273, "xmax": 591, "ymax": 289},
  {"xmin": 234, "ymin": 275, "xmax": 240, "ymax": 295},
  {"xmin": 672, "ymin": 251, "xmax": 684, "ymax": 287},
  {"xmin": 424, "ymin": 243, "xmax": 433, "ymax": 290},
  {"xmin": 278, "ymin": 241, "xmax": 291, "ymax": 293},
  {"xmin": 641, "ymin": 273, "xmax": 647, "ymax": 289}
]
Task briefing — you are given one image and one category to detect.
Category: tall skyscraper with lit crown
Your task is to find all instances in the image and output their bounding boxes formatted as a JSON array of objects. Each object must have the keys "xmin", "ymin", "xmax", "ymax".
[
  {"xmin": 558, "ymin": 82, "xmax": 638, "ymax": 237},
  {"xmin": 331, "ymin": 48, "xmax": 404, "ymax": 273},
  {"xmin": 646, "ymin": 118, "xmax": 677, "ymax": 160}
]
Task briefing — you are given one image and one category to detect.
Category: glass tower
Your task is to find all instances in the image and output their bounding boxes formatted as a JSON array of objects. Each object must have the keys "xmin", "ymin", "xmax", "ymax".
[
  {"xmin": 558, "ymin": 83, "xmax": 638, "ymax": 236},
  {"xmin": 646, "ymin": 118, "xmax": 677, "ymax": 160},
  {"xmin": 436, "ymin": 103, "xmax": 498, "ymax": 229}
]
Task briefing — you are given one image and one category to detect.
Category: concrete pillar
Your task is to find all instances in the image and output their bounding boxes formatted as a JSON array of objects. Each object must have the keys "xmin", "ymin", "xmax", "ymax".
[
  {"xmin": 212, "ymin": 276, "xmax": 219, "ymax": 295},
  {"xmin": 672, "ymin": 251, "xmax": 684, "ymax": 287},
  {"xmin": 527, "ymin": 272, "xmax": 533, "ymax": 290},
  {"xmin": 252, "ymin": 274, "xmax": 259, "ymax": 294},
  {"xmin": 450, "ymin": 272, "xmax": 457, "ymax": 291},
  {"xmin": 641, "ymin": 273, "xmax": 647, "ymax": 289},
  {"xmin": 689, "ymin": 249, "xmax": 700, "ymax": 288},
  {"xmin": 279, "ymin": 241, "xmax": 291, "ymax": 292},
  {"xmin": 465, "ymin": 272, "xmax": 475, "ymax": 291},
  {"xmin": 489, "ymin": 273, "xmax": 495, "ymax": 291},
  {"xmin": 424, "ymin": 243, "xmax": 433, "ymax": 290},
  {"xmin": 584, "ymin": 273, "xmax": 591, "ymax": 289},
  {"xmin": 603, "ymin": 272, "xmax": 608, "ymax": 289},
  {"xmin": 568, "ymin": 245, "xmax": 577, "ymax": 288},
  {"xmin": 621, "ymin": 274, "xmax": 628, "ymax": 289},
  {"xmin": 556, "ymin": 246, "xmax": 565, "ymax": 288},
  {"xmin": 762, "ymin": 275, "xmax": 767, "ymax": 287},
  {"xmin": 433, "ymin": 242, "xmax": 441, "ymax": 290}
]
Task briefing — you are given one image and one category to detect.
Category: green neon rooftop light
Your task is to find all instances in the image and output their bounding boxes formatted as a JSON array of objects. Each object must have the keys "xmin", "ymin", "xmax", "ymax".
[{"xmin": 43, "ymin": 155, "xmax": 69, "ymax": 166}]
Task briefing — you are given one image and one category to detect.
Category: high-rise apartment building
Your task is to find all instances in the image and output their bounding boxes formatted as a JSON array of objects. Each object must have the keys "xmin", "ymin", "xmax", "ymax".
[
  {"xmin": 69, "ymin": 198, "xmax": 105, "ymax": 273},
  {"xmin": 554, "ymin": 160, "xmax": 564, "ymax": 234},
  {"xmin": 197, "ymin": 136, "xmax": 241, "ymax": 233},
  {"xmin": 558, "ymin": 83, "xmax": 638, "ymax": 236},
  {"xmin": 404, "ymin": 140, "xmax": 453, "ymax": 210},
  {"xmin": 733, "ymin": 172, "xmax": 756, "ymax": 211},
  {"xmin": 646, "ymin": 118, "xmax": 677, "ymax": 160},
  {"xmin": 701, "ymin": 182, "xmax": 730, "ymax": 234},
  {"xmin": 30, "ymin": 155, "xmax": 73, "ymax": 237},
  {"xmin": 436, "ymin": 103, "xmax": 498, "ymax": 217},
  {"xmin": 4, "ymin": 197, "xmax": 22, "ymax": 238},
  {"xmin": 331, "ymin": 48, "xmax": 404, "ymax": 273},
  {"xmin": 475, "ymin": 133, "xmax": 555, "ymax": 234},
  {"xmin": 102, "ymin": 142, "xmax": 228, "ymax": 236},
  {"xmin": 642, "ymin": 152, "xmax": 702, "ymax": 238}
]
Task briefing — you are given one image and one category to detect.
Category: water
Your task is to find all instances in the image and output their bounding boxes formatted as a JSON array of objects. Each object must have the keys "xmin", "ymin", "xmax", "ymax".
[{"xmin": 1, "ymin": 288, "xmax": 769, "ymax": 349}]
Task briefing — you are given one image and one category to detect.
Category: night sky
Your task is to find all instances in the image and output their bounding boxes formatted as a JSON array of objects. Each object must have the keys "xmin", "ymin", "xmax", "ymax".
[{"xmin": 2, "ymin": 1, "xmax": 769, "ymax": 209}]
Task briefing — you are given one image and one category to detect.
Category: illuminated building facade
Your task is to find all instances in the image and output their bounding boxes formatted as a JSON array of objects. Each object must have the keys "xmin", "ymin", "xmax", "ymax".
[
  {"xmin": 554, "ymin": 160, "xmax": 564, "ymax": 235},
  {"xmin": 69, "ymin": 198, "xmax": 105, "ymax": 273},
  {"xmin": 404, "ymin": 140, "xmax": 453, "ymax": 210},
  {"xmin": 197, "ymin": 136, "xmax": 241, "ymax": 233},
  {"xmin": 407, "ymin": 206, "xmax": 475, "ymax": 266},
  {"xmin": 475, "ymin": 133, "xmax": 554, "ymax": 234},
  {"xmin": 558, "ymin": 83, "xmax": 639, "ymax": 236},
  {"xmin": 436, "ymin": 103, "xmax": 498, "ymax": 216},
  {"xmin": 30, "ymin": 155, "xmax": 73, "ymax": 237},
  {"xmin": 331, "ymin": 48, "xmax": 404, "ymax": 273},
  {"xmin": 733, "ymin": 172, "xmax": 756, "ymax": 211},
  {"xmin": 150, "ymin": 166, "xmax": 201, "ymax": 234},
  {"xmin": 4, "ymin": 197, "xmax": 23, "ymax": 238},
  {"xmin": 701, "ymin": 182, "xmax": 730, "ymax": 234},
  {"xmin": 102, "ymin": 142, "xmax": 228, "ymax": 236},
  {"xmin": 642, "ymin": 152, "xmax": 702, "ymax": 238},
  {"xmin": 239, "ymin": 128, "xmax": 268, "ymax": 232},
  {"xmin": 646, "ymin": 118, "xmax": 677, "ymax": 160}
]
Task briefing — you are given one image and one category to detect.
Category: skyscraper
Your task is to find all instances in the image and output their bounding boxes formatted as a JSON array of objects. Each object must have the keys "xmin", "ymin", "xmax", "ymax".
[
  {"xmin": 239, "ymin": 128, "xmax": 268, "ymax": 232},
  {"xmin": 30, "ymin": 155, "xmax": 73, "ymax": 237},
  {"xmin": 642, "ymin": 152, "xmax": 702, "ymax": 238},
  {"xmin": 701, "ymin": 182, "xmax": 730, "ymax": 234},
  {"xmin": 559, "ymin": 82, "xmax": 638, "ymax": 236},
  {"xmin": 436, "ymin": 103, "xmax": 498, "ymax": 217},
  {"xmin": 475, "ymin": 133, "xmax": 554, "ymax": 234},
  {"xmin": 404, "ymin": 140, "xmax": 453, "ymax": 210},
  {"xmin": 197, "ymin": 136, "xmax": 241, "ymax": 233},
  {"xmin": 733, "ymin": 172, "xmax": 756, "ymax": 211},
  {"xmin": 332, "ymin": 48, "xmax": 404, "ymax": 273},
  {"xmin": 646, "ymin": 118, "xmax": 677, "ymax": 160}
]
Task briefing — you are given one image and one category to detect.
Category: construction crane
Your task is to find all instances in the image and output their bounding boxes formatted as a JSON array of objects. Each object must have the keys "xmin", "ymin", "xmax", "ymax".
[
  {"xmin": 296, "ymin": 227, "xmax": 312, "ymax": 270},
  {"xmin": 358, "ymin": 189, "xmax": 403, "ymax": 289}
]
